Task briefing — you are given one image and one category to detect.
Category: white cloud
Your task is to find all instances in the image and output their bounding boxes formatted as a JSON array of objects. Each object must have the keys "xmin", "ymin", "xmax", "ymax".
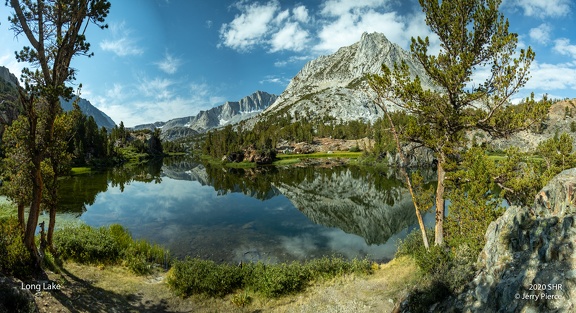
[
  {"xmin": 219, "ymin": 1, "xmax": 311, "ymax": 53},
  {"xmin": 524, "ymin": 61, "xmax": 576, "ymax": 91},
  {"xmin": 93, "ymin": 80, "xmax": 226, "ymax": 127},
  {"xmin": 99, "ymin": 22, "xmax": 144, "ymax": 57},
  {"xmin": 274, "ymin": 55, "xmax": 313, "ymax": 67},
  {"xmin": 270, "ymin": 22, "xmax": 309, "ymax": 52},
  {"xmin": 529, "ymin": 23, "xmax": 552, "ymax": 45},
  {"xmin": 554, "ymin": 38, "xmax": 576, "ymax": 59},
  {"xmin": 293, "ymin": 5, "xmax": 310, "ymax": 23},
  {"xmin": 219, "ymin": 1, "xmax": 280, "ymax": 51},
  {"xmin": 156, "ymin": 52, "xmax": 183, "ymax": 74},
  {"xmin": 320, "ymin": 0, "xmax": 387, "ymax": 16},
  {"xmin": 314, "ymin": 5, "xmax": 437, "ymax": 54},
  {"xmin": 259, "ymin": 75, "xmax": 290, "ymax": 85},
  {"xmin": 510, "ymin": 0, "xmax": 571, "ymax": 18},
  {"xmin": 137, "ymin": 76, "xmax": 175, "ymax": 100}
]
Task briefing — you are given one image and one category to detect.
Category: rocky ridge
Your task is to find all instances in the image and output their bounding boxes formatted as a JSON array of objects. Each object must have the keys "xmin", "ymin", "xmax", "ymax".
[
  {"xmin": 0, "ymin": 66, "xmax": 19, "ymax": 87},
  {"xmin": 134, "ymin": 91, "xmax": 278, "ymax": 139},
  {"xmin": 0, "ymin": 66, "xmax": 116, "ymax": 130},
  {"xmin": 60, "ymin": 96, "xmax": 116, "ymax": 130}
]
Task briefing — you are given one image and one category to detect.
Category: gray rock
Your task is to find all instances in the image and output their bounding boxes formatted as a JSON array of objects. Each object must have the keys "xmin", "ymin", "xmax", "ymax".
[
  {"xmin": 0, "ymin": 274, "xmax": 38, "ymax": 313},
  {"xmin": 451, "ymin": 168, "xmax": 576, "ymax": 313}
]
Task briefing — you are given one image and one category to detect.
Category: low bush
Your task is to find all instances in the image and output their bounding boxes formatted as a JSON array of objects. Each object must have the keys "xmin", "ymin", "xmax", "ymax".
[
  {"xmin": 167, "ymin": 258, "xmax": 243, "ymax": 297},
  {"xmin": 247, "ymin": 262, "xmax": 309, "ymax": 297},
  {"xmin": 396, "ymin": 229, "xmax": 481, "ymax": 310},
  {"xmin": 54, "ymin": 223, "xmax": 170, "ymax": 275},
  {"xmin": 54, "ymin": 224, "xmax": 121, "ymax": 263},
  {"xmin": 167, "ymin": 256, "xmax": 373, "ymax": 299},
  {"xmin": 0, "ymin": 217, "xmax": 34, "ymax": 278}
]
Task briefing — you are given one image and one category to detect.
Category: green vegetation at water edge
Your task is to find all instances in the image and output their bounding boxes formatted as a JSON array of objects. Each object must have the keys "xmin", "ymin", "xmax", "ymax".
[
  {"xmin": 167, "ymin": 256, "xmax": 373, "ymax": 299},
  {"xmin": 53, "ymin": 223, "xmax": 171, "ymax": 275},
  {"xmin": 70, "ymin": 167, "xmax": 92, "ymax": 175}
]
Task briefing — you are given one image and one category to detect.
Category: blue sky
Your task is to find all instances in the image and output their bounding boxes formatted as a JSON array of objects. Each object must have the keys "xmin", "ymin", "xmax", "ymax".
[{"xmin": 1, "ymin": 0, "xmax": 575, "ymax": 127}]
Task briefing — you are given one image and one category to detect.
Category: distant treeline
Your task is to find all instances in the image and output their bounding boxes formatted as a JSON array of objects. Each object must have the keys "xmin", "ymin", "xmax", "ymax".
[{"xmin": 202, "ymin": 110, "xmax": 411, "ymax": 160}]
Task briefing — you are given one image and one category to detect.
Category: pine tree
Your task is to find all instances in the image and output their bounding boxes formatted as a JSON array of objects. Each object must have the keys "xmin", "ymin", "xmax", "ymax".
[
  {"xmin": 369, "ymin": 0, "xmax": 550, "ymax": 245},
  {"xmin": 6, "ymin": 0, "xmax": 110, "ymax": 261}
]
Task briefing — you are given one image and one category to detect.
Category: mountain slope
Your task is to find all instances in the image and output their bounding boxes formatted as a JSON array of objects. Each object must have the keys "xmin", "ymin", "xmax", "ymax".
[
  {"xmin": 60, "ymin": 96, "xmax": 116, "ymax": 130},
  {"xmin": 0, "ymin": 66, "xmax": 116, "ymax": 130},
  {"xmin": 0, "ymin": 66, "xmax": 19, "ymax": 88},
  {"xmin": 259, "ymin": 32, "xmax": 435, "ymax": 124}
]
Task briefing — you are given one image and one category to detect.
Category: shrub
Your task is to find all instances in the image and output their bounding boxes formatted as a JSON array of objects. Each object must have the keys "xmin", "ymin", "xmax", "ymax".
[
  {"xmin": 54, "ymin": 223, "xmax": 170, "ymax": 275},
  {"xmin": 167, "ymin": 256, "xmax": 374, "ymax": 299},
  {"xmin": 231, "ymin": 290, "xmax": 252, "ymax": 307},
  {"xmin": 0, "ymin": 217, "xmax": 34, "ymax": 278},
  {"xmin": 167, "ymin": 258, "xmax": 243, "ymax": 297},
  {"xmin": 54, "ymin": 224, "xmax": 121, "ymax": 263},
  {"xmin": 0, "ymin": 280, "xmax": 37, "ymax": 313},
  {"xmin": 247, "ymin": 262, "xmax": 309, "ymax": 297}
]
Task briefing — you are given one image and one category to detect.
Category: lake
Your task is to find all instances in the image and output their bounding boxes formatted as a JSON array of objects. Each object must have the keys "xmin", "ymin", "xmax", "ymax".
[{"xmin": 57, "ymin": 158, "xmax": 435, "ymax": 264}]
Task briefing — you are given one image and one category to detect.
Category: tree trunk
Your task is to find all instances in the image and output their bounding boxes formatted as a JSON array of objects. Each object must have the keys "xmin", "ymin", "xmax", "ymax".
[
  {"xmin": 23, "ymin": 158, "xmax": 43, "ymax": 264},
  {"xmin": 17, "ymin": 202, "xmax": 25, "ymax": 232},
  {"xmin": 435, "ymin": 154, "xmax": 446, "ymax": 246},
  {"xmin": 387, "ymin": 125, "xmax": 429, "ymax": 251},
  {"xmin": 47, "ymin": 204, "xmax": 56, "ymax": 252},
  {"xmin": 376, "ymin": 97, "xmax": 429, "ymax": 250}
]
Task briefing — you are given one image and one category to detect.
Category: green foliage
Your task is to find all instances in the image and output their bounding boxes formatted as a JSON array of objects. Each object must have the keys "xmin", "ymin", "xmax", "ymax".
[
  {"xmin": 369, "ymin": 0, "xmax": 550, "ymax": 247},
  {"xmin": 537, "ymin": 132, "xmax": 576, "ymax": 183},
  {"xmin": 404, "ymin": 280, "xmax": 451, "ymax": 313},
  {"xmin": 445, "ymin": 147, "xmax": 504, "ymax": 253},
  {"xmin": 397, "ymin": 229, "xmax": 477, "ymax": 296},
  {"xmin": 246, "ymin": 262, "xmax": 309, "ymax": 298},
  {"xmin": 167, "ymin": 258, "xmax": 244, "ymax": 297},
  {"xmin": 54, "ymin": 223, "xmax": 170, "ymax": 275},
  {"xmin": 167, "ymin": 256, "xmax": 372, "ymax": 299},
  {"xmin": 231, "ymin": 291, "xmax": 252, "ymax": 307},
  {"xmin": 54, "ymin": 224, "xmax": 121, "ymax": 263},
  {"xmin": 0, "ymin": 217, "xmax": 34, "ymax": 278}
]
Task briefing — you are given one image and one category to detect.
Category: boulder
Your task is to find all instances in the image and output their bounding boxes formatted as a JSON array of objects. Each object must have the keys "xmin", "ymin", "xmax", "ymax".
[
  {"xmin": 449, "ymin": 168, "xmax": 576, "ymax": 312},
  {"xmin": 0, "ymin": 274, "xmax": 38, "ymax": 313}
]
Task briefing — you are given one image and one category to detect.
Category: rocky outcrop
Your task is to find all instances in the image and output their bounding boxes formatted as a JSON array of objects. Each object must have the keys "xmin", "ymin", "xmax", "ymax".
[
  {"xmin": 160, "ymin": 126, "xmax": 198, "ymax": 141},
  {"xmin": 0, "ymin": 274, "xmax": 38, "ymax": 313},
  {"xmin": 449, "ymin": 168, "xmax": 576, "ymax": 312},
  {"xmin": 0, "ymin": 66, "xmax": 19, "ymax": 87},
  {"xmin": 384, "ymin": 143, "xmax": 436, "ymax": 168}
]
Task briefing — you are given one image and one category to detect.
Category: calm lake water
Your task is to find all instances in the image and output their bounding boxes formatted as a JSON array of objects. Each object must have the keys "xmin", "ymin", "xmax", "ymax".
[{"xmin": 57, "ymin": 158, "xmax": 435, "ymax": 263}]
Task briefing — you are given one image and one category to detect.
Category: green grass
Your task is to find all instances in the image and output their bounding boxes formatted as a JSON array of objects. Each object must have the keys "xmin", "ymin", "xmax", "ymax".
[
  {"xmin": 224, "ymin": 161, "xmax": 257, "ymax": 168},
  {"xmin": 70, "ymin": 167, "xmax": 92, "ymax": 175},
  {"xmin": 272, "ymin": 158, "xmax": 301, "ymax": 166}
]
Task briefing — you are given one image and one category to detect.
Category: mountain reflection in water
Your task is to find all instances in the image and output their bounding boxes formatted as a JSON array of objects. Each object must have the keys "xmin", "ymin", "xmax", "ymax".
[{"xmin": 57, "ymin": 158, "xmax": 433, "ymax": 263}]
